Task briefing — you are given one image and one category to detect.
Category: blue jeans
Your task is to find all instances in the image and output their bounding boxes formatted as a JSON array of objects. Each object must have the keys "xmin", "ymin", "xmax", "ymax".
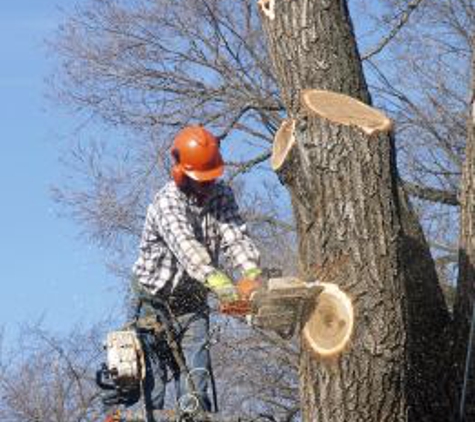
[{"xmin": 140, "ymin": 288, "xmax": 212, "ymax": 415}]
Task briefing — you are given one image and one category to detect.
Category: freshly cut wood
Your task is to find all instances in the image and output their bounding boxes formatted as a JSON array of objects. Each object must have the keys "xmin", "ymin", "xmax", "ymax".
[
  {"xmin": 257, "ymin": 0, "xmax": 275, "ymax": 20},
  {"xmin": 301, "ymin": 89, "xmax": 393, "ymax": 136},
  {"xmin": 271, "ymin": 119, "xmax": 296, "ymax": 171},
  {"xmin": 303, "ymin": 282, "xmax": 354, "ymax": 358}
]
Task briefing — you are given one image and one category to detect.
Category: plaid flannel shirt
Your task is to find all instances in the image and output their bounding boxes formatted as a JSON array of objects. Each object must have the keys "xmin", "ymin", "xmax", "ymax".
[{"xmin": 133, "ymin": 181, "xmax": 260, "ymax": 294}]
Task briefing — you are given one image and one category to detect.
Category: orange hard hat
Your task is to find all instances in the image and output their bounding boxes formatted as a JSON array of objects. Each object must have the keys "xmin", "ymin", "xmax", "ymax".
[{"xmin": 171, "ymin": 126, "xmax": 224, "ymax": 182}]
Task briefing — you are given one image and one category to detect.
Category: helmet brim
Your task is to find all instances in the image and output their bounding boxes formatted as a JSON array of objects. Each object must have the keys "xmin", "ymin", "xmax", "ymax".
[{"xmin": 184, "ymin": 165, "xmax": 224, "ymax": 182}]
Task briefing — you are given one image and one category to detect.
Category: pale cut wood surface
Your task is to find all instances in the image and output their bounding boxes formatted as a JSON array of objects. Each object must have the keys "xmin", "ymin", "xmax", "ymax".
[
  {"xmin": 271, "ymin": 118, "xmax": 296, "ymax": 171},
  {"xmin": 257, "ymin": 0, "xmax": 275, "ymax": 20},
  {"xmin": 301, "ymin": 89, "xmax": 393, "ymax": 136},
  {"xmin": 302, "ymin": 282, "xmax": 354, "ymax": 358}
]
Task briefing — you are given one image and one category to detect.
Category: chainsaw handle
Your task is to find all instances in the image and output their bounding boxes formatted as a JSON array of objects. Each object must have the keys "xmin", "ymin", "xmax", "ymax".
[
  {"xmin": 220, "ymin": 272, "xmax": 278, "ymax": 317},
  {"xmin": 219, "ymin": 299, "xmax": 252, "ymax": 316},
  {"xmin": 221, "ymin": 274, "xmax": 267, "ymax": 316}
]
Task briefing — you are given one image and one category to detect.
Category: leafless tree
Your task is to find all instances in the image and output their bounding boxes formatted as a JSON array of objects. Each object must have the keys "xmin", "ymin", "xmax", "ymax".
[
  {"xmin": 452, "ymin": 39, "xmax": 475, "ymax": 420},
  {"xmin": 45, "ymin": 0, "xmax": 475, "ymax": 420},
  {"xmin": 0, "ymin": 321, "xmax": 302, "ymax": 421},
  {"xmin": 0, "ymin": 323, "xmax": 106, "ymax": 422},
  {"xmin": 208, "ymin": 318, "xmax": 300, "ymax": 421},
  {"xmin": 361, "ymin": 0, "xmax": 473, "ymax": 286}
]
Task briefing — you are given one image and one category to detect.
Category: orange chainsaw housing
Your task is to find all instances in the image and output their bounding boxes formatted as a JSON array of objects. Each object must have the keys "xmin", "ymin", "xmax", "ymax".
[
  {"xmin": 104, "ymin": 410, "xmax": 121, "ymax": 422},
  {"xmin": 219, "ymin": 277, "xmax": 261, "ymax": 316},
  {"xmin": 220, "ymin": 299, "xmax": 252, "ymax": 316}
]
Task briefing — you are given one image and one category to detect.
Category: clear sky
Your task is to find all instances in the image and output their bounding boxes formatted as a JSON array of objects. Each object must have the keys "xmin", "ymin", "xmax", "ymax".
[{"xmin": 0, "ymin": 1, "xmax": 122, "ymax": 343}]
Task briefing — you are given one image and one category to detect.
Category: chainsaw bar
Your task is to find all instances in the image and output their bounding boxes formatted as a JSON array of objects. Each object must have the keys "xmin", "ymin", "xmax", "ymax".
[
  {"xmin": 249, "ymin": 277, "xmax": 323, "ymax": 338},
  {"xmin": 221, "ymin": 276, "xmax": 353, "ymax": 353}
]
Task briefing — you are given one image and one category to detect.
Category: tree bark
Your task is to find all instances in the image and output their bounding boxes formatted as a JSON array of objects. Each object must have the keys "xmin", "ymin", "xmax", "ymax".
[
  {"xmin": 258, "ymin": 0, "xmax": 450, "ymax": 420},
  {"xmin": 452, "ymin": 42, "xmax": 475, "ymax": 421}
]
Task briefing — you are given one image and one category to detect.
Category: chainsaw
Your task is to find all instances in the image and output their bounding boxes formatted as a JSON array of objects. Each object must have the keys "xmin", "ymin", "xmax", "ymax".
[{"xmin": 221, "ymin": 275, "xmax": 354, "ymax": 357}]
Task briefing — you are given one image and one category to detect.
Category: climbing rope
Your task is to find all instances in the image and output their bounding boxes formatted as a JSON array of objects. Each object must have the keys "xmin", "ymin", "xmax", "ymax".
[{"xmin": 142, "ymin": 297, "xmax": 221, "ymax": 420}]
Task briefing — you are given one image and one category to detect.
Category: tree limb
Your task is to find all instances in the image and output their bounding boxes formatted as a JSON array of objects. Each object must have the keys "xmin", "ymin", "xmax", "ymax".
[
  {"xmin": 362, "ymin": 0, "xmax": 426, "ymax": 61},
  {"xmin": 227, "ymin": 151, "xmax": 271, "ymax": 179},
  {"xmin": 401, "ymin": 179, "xmax": 459, "ymax": 206}
]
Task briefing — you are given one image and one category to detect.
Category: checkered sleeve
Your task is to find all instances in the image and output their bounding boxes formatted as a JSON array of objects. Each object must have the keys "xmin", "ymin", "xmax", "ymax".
[
  {"xmin": 153, "ymin": 193, "xmax": 216, "ymax": 283},
  {"xmin": 216, "ymin": 186, "xmax": 261, "ymax": 274}
]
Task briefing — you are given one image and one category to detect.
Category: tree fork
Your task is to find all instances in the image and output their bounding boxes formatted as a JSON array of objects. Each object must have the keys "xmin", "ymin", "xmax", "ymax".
[{"xmin": 258, "ymin": 0, "xmax": 450, "ymax": 420}]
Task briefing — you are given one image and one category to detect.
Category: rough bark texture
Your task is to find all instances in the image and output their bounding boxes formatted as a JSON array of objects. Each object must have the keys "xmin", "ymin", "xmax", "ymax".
[
  {"xmin": 258, "ymin": 0, "xmax": 450, "ymax": 420},
  {"xmin": 396, "ymin": 185, "xmax": 452, "ymax": 419},
  {"xmin": 453, "ymin": 47, "xmax": 475, "ymax": 420}
]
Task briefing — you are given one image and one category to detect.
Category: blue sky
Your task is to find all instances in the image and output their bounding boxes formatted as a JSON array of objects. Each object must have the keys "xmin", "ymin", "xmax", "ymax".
[{"xmin": 0, "ymin": 1, "xmax": 122, "ymax": 342}]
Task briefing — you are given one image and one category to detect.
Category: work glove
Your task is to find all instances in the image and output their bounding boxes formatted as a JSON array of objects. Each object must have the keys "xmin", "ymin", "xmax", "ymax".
[
  {"xmin": 206, "ymin": 271, "xmax": 238, "ymax": 303},
  {"xmin": 244, "ymin": 268, "xmax": 262, "ymax": 280},
  {"xmin": 237, "ymin": 268, "xmax": 263, "ymax": 299}
]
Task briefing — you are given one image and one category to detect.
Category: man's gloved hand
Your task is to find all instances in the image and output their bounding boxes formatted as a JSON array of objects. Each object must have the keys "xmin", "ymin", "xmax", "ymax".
[
  {"xmin": 206, "ymin": 271, "xmax": 238, "ymax": 303},
  {"xmin": 237, "ymin": 268, "xmax": 263, "ymax": 299},
  {"xmin": 244, "ymin": 268, "xmax": 262, "ymax": 280}
]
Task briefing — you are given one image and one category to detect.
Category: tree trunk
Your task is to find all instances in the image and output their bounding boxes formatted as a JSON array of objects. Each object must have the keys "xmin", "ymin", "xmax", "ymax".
[
  {"xmin": 258, "ymin": 0, "xmax": 450, "ymax": 420},
  {"xmin": 453, "ymin": 43, "xmax": 475, "ymax": 421}
]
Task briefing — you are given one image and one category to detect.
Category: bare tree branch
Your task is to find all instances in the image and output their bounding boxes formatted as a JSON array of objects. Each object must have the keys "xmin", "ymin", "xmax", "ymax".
[
  {"xmin": 227, "ymin": 152, "xmax": 271, "ymax": 179},
  {"xmin": 362, "ymin": 0, "xmax": 427, "ymax": 60},
  {"xmin": 401, "ymin": 179, "xmax": 459, "ymax": 205}
]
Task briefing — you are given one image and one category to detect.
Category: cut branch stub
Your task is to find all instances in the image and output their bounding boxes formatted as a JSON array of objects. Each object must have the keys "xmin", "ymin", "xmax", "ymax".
[
  {"xmin": 257, "ymin": 0, "xmax": 275, "ymax": 20},
  {"xmin": 302, "ymin": 282, "xmax": 354, "ymax": 359},
  {"xmin": 271, "ymin": 118, "xmax": 296, "ymax": 171},
  {"xmin": 301, "ymin": 89, "xmax": 393, "ymax": 136}
]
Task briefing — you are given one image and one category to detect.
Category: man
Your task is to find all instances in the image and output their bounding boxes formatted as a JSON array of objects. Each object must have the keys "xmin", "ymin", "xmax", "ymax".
[{"xmin": 132, "ymin": 125, "xmax": 261, "ymax": 417}]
